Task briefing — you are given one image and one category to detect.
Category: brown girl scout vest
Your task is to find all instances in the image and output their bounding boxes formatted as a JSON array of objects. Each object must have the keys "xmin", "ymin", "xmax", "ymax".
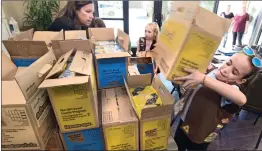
[{"xmin": 180, "ymin": 86, "xmax": 240, "ymax": 144}]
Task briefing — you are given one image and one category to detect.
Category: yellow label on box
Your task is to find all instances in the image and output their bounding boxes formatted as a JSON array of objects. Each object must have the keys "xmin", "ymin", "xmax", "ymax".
[
  {"xmin": 159, "ymin": 20, "xmax": 188, "ymax": 55},
  {"xmin": 105, "ymin": 124, "xmax": 137, "ymax": 150},
  {"xmin": 172, "ymin": 27, "xmax": 219, "ymax": 78},
  {"xmin": 142, "ymin": 117, "xmax": 171, "ymax": 150},
  {"xmin": 49, "ymin": 84, "xmax": 96, "ymax": 132}
]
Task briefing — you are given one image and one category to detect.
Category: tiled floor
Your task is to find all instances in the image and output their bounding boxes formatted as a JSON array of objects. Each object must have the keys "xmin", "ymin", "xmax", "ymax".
[{"xmin": 158, "ymin": 73, "xmax": 262, "ymax": 150}]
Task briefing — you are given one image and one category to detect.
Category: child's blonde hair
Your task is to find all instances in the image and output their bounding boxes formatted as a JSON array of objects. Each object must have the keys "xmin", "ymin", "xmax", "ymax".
[{"xmin": 146, "ymin": 22, "xmax": 160, "ymax": 41}]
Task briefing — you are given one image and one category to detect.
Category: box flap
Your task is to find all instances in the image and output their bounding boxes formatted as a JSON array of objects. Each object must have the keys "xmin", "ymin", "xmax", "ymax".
[
  {"xmin": 65, "ymin": 30, "xmax": 87, "ymax": 40},
  {"xmin": 152, "ymin": 74, "xmax": 174, "ymax": 105},
  {"xmin": 116, "ymin": 29, "xmax": 129, "ymax": 52},
  {"xmin": 52, "ymin": 40, "xmax": 93, "ymax": 59},
  {"xmin": 69, "ymin": 51, "xmax": 92, "ymax": 76},
  {"xmin": 2, "ymin": 81, "xmax": 26, "ymax": 105},
  {"xmin": 33, "ymin": 31, "xmax": 61, "ymax": 46},
  {"xmin": 116, "ymin": 87, "xmax": 138, "ymax": 122},
  {"xmin": 45, "ymin": 49, "xmax": 74, "ymax": 79},
  {"xmin": 140, "ymin": 105, "xmax": 174, "ymax": 120},
  {"xmin": 2, "ymin": 41, "xmax": 49, "ymax": 57},
  {"xmin": 2, "ymin": 51, "xmax": 17, "ymax": 81},
  {"xmin": 129, "ymin": 57, "xmax": 153, "ymax": 65},
  {"xmin": 128, "ymin": 65, "xmax": 140, "ymax": 75},
  {"xmin": 15, "ymin": 50, "xmax": 57, "ymax": 101},
  {"xmin": 15, "ymin": 67, "xmax": 27, "ymax": 76},
  {"xmin": 168, "ymin": 1, "xmax": 200, "ymax": 24},
  {"xmin": 89, "ymin": 28, "xmax": 115, "ymax": 41},
  {"xmin": 53, "ymin": 29, "xmax": 64, "ymax": 40},
  {"xmin": 38, "ymin": 76, "xmax": 89, "ymax": 88},
  {"xmin": 9, "ymin": 28, "xmax": 34, "ymax": 40},
  {"xmin": 102, "ymin": 88, "xmax": 119, "ymax": 124},
  {"xmin": 127, "ymin": 74, "xmax": 152, "ymax": 88},
  {"xmin": 96, "ymin": 52, "xmax": 130, "ymax": 59},
  {"xmin": 195, "ymin": 7, "xmax": 231, "ymax": 38}
]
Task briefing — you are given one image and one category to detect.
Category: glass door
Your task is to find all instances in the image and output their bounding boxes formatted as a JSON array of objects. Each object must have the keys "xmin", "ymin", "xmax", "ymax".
[
  {"xmin": 97, "ymin": 1, "xmax": 124, "ymax": 31},
  {"xmin": 128, "ymin": 1, "xmax": 154, "ymax": 47}
]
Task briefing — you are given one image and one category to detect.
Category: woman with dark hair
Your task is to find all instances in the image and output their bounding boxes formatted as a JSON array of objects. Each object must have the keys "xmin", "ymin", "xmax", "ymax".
[{"xmin": 48, "ymin": 1, "xmax": 105, "ymax": 31}]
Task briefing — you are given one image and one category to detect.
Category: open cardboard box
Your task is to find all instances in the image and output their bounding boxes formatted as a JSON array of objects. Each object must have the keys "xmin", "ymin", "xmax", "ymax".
[
  {"xmin": 39, "ymin": 41, "xmax": 99, "ymax": 133},
  {"xmin": 102, "ymin": 87, "xmax": 139, "ymax": 150},
  {"xmin": 2, "ymin": 51, "xmax": 56, "ymax": 150},
  {"xmin": 88, "ymin": 28, "xmax": 131, "ymax": 89},
  {"xmin": 154, "ymin": 1, "xmax": 231, "ymax": 81},
  {"xmin": 2, "ymin": 28, "xmax": 63, "ymax": 67},
  {"xmin": 128, "ymin": 57, "xmax": 154, "ymax": 78},
  {"xmin": 124, "ymin": 74, "xmax": 174, "ymax": 150}
]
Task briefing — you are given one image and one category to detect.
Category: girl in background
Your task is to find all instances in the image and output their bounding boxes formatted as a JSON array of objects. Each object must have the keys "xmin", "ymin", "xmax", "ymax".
[{"xmin": 136, "ymin": 22, "xmax": 159, "ymax": 57}]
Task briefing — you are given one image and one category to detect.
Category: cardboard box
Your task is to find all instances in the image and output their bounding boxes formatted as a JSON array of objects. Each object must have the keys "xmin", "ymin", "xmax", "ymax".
[
  {"xmin": 1, "ymin": 51, "xmax": 56, "ymax": 150},
  {"xmin": 45, "ymin": 126, "xmax": 64, "ymax": 151},
  {"xmin": 154, "ymin": 1, "xmax": 231, "ymax": 81},
  {"xmin": 128, "ymin": 65, "xmax": 140, "ymax": 75},
  {"xmin": 128, "ymin": 57, "xmax": 154, "ymax": 77},
  {"xmin": 102, "ymin": 87, "xmax": 139, "ymax": 150},
  {"xmin": 2, "ymin": 29, "xmax": 63, "ymax": 67},
  {"xmin": 65, "ymin": 30, "xmax": 87, "ymax": 40},
  {"xmin": 88, "ymin": 28, "xmax": 131, "ymax": 89},
  {"xmin": 2, "ymin": 50, "xmax": 56, "ymax": 101},
  {"xmin": 61, "ymin": 127, "xmax": 104, "ymax": 150},
  {"xmin": 39, "ymin": 48, "xmax": 99, "ymax": 133},
  {"xmin": 61, "ymin": 91, "xmax": 104, "ymax": 151},
  {"xmin": 124, "ymin": 74, "xmax": 174, "ymax": 150}
]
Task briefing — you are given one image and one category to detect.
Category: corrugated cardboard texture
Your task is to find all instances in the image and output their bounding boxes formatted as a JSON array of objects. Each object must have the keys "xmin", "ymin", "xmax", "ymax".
[
  {"xmin": 65, "ymin": 30, "xmax": 87, "ymax": 40},
  {"xmin": 88, "ymin": 28, "xmax": 115, "ymax": 41}
]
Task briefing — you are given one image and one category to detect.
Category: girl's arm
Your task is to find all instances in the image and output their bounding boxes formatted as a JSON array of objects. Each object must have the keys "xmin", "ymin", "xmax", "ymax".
[{"xmin": 173, "ymin": 68, "xmax": 246, "ymax": 106}]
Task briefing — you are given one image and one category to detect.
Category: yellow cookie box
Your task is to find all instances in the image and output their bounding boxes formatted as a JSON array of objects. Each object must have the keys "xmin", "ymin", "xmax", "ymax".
[{"xmin": 129, "ymin": 86, "xmax": 163, "ymax": 118}]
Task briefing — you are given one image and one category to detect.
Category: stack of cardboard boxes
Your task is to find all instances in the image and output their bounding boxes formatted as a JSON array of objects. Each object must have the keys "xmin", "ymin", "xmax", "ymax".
[
  {"xmin": 2, "ymin": 27, "xmax": 175, "ymax": 150},
  {"xmin": 2, "ymin": 50, "xmax": 57, "ymax": 150}
]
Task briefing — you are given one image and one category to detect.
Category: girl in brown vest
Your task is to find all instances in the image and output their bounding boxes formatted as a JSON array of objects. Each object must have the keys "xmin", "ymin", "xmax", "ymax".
[{"xmin": 173, "ymin": 47, "xmax": 261, "ymax": 150}]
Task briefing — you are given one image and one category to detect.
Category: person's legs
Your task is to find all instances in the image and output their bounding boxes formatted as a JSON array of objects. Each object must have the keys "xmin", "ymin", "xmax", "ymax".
[
  {"xmin": 174, "ymin": 120, "xmax": 188, "ymax": 151},
  {"xmin": 237, "ymin": 32, "xmax": 244, "ymax": 46},
  {"xmin": 232, "ymin": 32, "xmax": 237, "ymax": 48},
  {"xmin": 187, "ymin": 141, "xmax": 210, "ymax": 150}
]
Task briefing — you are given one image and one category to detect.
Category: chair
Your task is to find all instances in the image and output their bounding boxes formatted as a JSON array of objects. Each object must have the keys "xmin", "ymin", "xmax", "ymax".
[{"xmin": 240, "ymin": 69, "xmax": 262, "ymax": 149}]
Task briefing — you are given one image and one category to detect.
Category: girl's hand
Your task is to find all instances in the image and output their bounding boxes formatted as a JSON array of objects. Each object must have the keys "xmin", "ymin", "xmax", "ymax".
[{"xmin": 173, "ymin": 68, "xmax": 206, "ymax": 90}]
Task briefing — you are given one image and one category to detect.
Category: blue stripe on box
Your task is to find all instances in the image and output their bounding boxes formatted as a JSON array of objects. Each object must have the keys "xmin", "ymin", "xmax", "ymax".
[
  {"xmin": 97, "ymin": 57, "xmax": 127, "ymax": 89},
  {"xmin": 12, "ymin": 58, "xmax": 38, "ymax": 67},
  {"xmin": 62, "ymin": 128, "xmax": 104, "ymax": 150}
]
